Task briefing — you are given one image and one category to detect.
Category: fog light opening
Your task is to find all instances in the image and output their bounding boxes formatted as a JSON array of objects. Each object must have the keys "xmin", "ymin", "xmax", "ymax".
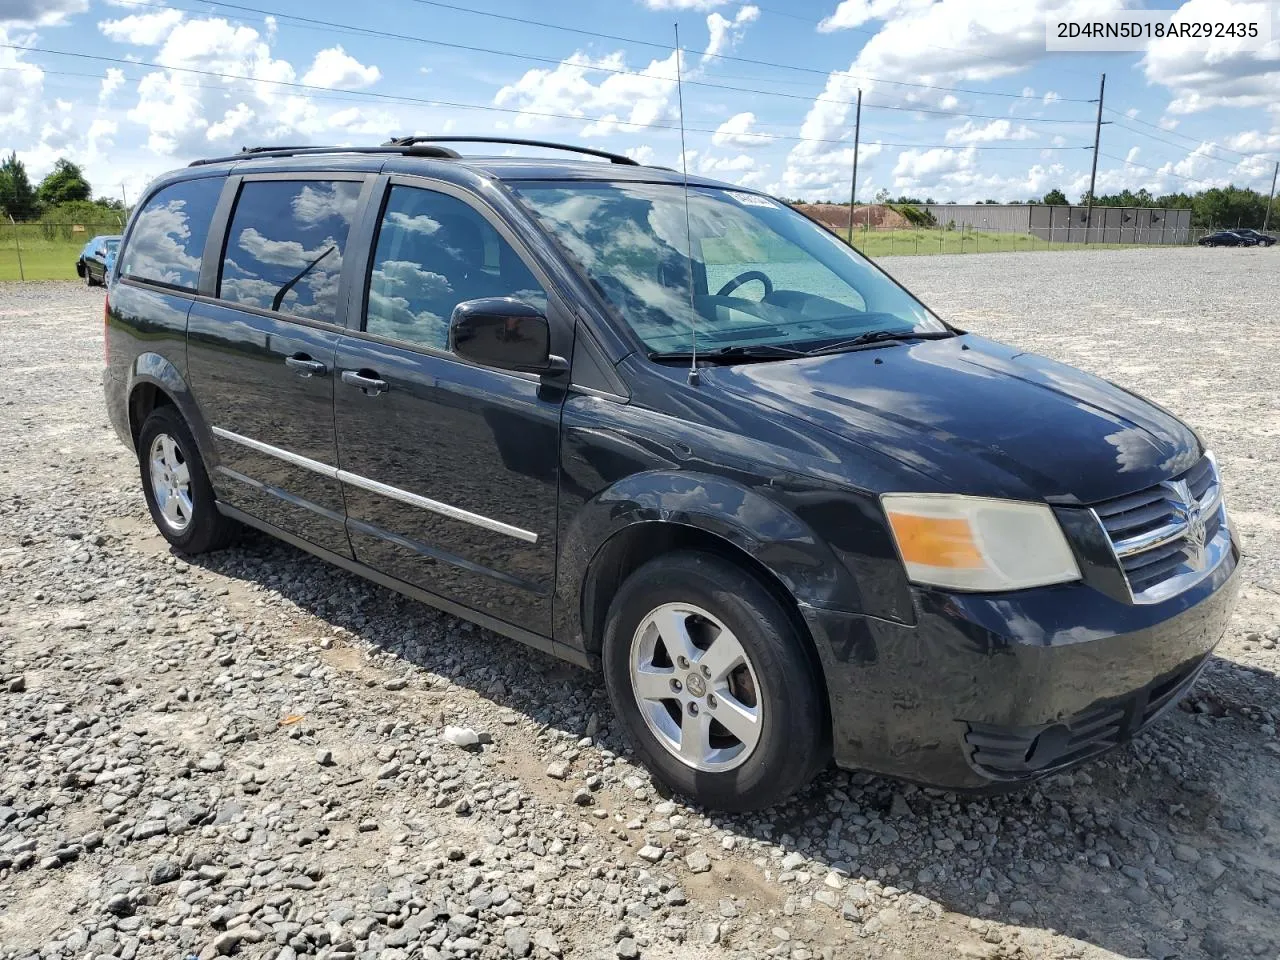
[{"xmin": 1024, "ymin": 723, "xmax": 1071, "ymax": 769}]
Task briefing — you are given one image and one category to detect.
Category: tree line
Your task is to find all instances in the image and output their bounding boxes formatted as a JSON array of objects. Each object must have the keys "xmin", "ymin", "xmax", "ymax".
[
  {"xmin": 0, "ymin": 154, "xmax": 125, "ymax": 225},
  {"xmin": 793, "ymin": 184, "xmax": 1275, "ymax": 231}
]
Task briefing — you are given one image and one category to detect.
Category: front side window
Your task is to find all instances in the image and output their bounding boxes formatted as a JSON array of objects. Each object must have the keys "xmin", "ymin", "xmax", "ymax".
[
  {"xmin": 120, "ymin": 178, "xmax": 222, "ymax": 290},
  {"xmin": 514, "ymin": 181, "xmax": 942, "ymax": 355},
  {"xmin": 218, "ymin": 179, "xmax": 363, "ymax": 323},
  {"xmin": 364, "ymin": 185, "xmax": 547, "ymax": 352}
]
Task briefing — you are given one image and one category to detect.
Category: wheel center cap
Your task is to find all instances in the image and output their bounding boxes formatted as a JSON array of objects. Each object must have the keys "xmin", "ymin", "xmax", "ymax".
[{"xmin": 685, "ymin": 673, "xmax": 706, "ymax": 698}]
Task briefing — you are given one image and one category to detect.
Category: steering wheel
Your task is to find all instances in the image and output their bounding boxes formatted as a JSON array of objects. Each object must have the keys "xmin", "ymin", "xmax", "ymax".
[{"xmin": 715, "ymin": 270, "xmax": 773, "ymax": 299}]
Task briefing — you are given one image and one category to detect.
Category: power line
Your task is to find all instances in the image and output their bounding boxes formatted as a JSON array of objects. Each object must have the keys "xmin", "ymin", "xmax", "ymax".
[
  {"xmin": 4, "ymin": 61, "xmax": 1094, "ymax": 152},
  {"xmin": 714, "ymin": 0, "xmax": 1105, "ymax": 82},
  {"xmin": 1099, "ymin": 150, "xmax": 1215, "ymax": 188},
  {"xmin": 6, "ymin": 37, "xmax": 1093, "ymax": 132},
  {"xmin": 307, "ymin": 0, "xmax": 1094, "ymax": 103},
  {"xmin": 1104, "ymin": 107, "xmax": 1275, "ymax": 163},
  {"xmin": 1109, "ymin": 121, "xmax": 1266, "ymax": 171},
  {"xmin": 401, "ymin": 0, "xmax": 1102, "ymax": 90},
  {"xmin": 97, "ymin": 0, "xmax": 1096, "ymax": 125}
]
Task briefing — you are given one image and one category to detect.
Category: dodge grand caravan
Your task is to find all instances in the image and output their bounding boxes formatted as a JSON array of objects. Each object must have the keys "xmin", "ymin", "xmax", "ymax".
[{"xmin": 103, "ymin": 137, "xmax": 1240, "ymax": 811}]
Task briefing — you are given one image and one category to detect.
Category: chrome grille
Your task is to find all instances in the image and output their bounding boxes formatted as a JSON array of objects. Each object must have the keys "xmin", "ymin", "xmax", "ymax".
[{"xmin": 1093, "ymin": 454, "xmax": 1228, "ymax": 604}]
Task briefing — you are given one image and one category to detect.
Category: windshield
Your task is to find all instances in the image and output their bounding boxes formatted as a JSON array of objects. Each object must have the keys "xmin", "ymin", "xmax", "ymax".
[
  {"xmin": 105, "ymin": 239, "xmax": 120, "ymax": 252},
  {"xmin": 512, "ymin": 181, "xmax": 944, "ymax": 355}
]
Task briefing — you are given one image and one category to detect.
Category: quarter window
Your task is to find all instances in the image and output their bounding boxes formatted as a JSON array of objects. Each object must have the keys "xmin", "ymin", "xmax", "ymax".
[
  {"xmin": 365, "ymin": 185, "xmax": 548, "ymax": 351},
  {"xmin": 120, "ymin": 177, "xmax": 222, "ymax": 291},
  {"xmin": 219, "ymin": 179, "xmax": 363, "ymax": 323}
]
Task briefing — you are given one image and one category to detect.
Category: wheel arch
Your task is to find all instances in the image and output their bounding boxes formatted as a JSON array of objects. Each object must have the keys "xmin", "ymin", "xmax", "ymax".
[
  {"xmin": 557, "ymin": 471, "xmax": 852, "ymax": 669},
  {"xmin": 125, "ymin": 352, "xmax": 216, "ymax": 463}
]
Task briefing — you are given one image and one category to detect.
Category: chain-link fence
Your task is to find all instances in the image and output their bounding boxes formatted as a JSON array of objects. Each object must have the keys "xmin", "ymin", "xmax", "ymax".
[
  {"xmin": 794, "ymin": 205, "xmax": 1244, "ymax": 257},
  {"xmin": 0, "ymin": 221, "xmax": 126, "ymax": 282}
]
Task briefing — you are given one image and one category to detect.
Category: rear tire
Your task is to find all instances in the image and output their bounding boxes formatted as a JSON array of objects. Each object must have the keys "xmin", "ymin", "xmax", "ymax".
[
  {"xmin": 137, "ymin": 406, "xmax": 239, "ymax": 554},
  {"xmin": 602, "ymin": 550, "xmax": 829, "ymax": 812}
]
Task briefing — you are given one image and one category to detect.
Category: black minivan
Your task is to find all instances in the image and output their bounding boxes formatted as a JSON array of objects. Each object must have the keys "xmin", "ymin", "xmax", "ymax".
[{"xmin": 104, "ymin": 138, "xmax": 1240, "ymax": 811}]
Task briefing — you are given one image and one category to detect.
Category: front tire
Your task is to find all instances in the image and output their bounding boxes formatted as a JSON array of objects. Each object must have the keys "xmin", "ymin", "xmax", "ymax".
[
  {"xmin": 137, "ymin": 406, "xmax": 239, "ymax": 554},
  {"xmin": 602, "ymin": 550, "xmax": 829, "ymax": 812}
]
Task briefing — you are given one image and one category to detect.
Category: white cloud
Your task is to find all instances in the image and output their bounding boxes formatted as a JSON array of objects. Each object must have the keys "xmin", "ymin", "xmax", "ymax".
[
  {"xmin": 206, "ymin": 103, "xmax": 255, "ymax": 141},
  {"xmin": 638, "ymin": 0, "xmax": 728, "ymax": 8},
  {"xmin": 1142, "ymin": 0, "xmax": 1280, "ymax": 114},
  {"xmin": 99, "ymin": 67, "xmax": 125, "ymax": 101},
  {"xmin": 704, "ymin": 5, "xmax": 758, "ymax": 64},
  {"xmin": 99, "ymin": 10, "xmax": 184, "ymax": 45},
  {"xmin": 0, "ymin": 0, "xmax": 86, "ymax": 26},
  {"xmin": 1223, "ymin": 130, "xmax": 1280, "ymax": 153},
  {"xmin": 496, "ymin": 50, "xmax": 679, "ymax": 136},
  {"xmin": 301, "ymin": 45, "xmax": 381, "ymax": 91},
  {"xmin": 712, "ymin": 112, "xmax": 771, "ymax": 148},
  {"xmin": 624, "ymin": 145, "xmax": 657, "ymax": 165},
  {"xmin": 0, "ymin": 29, "xmax": 44, "ymax": 138},
  {"xmin": 892, "ymin": 145, "xmax": 977, "ymax": 181},
  {"xmin": 944, "ymin": 119, "xmax": 1036, "ymax": 144},
  {"xmin": 818, "ymin": 0, "xmax": 931, "ymax": 33},
  {"xmin": 1042, "ymin": 90, "xmax": 1061, "ymax": 104},
  {"xmin": 495, "ymin": 5, "xmax": 757, "ymax": 137}
]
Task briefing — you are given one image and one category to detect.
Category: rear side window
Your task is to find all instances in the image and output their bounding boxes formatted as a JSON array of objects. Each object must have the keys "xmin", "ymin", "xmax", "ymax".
[
  {"xmin": 120, "ymin": 177, "xmax": 222, "ymax": 290},
  {"xmin": 219, "ymin": 179, "xmax": 363, "ymax": 323}
]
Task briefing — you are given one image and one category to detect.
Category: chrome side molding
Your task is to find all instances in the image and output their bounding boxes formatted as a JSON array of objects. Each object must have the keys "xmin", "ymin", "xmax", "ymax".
[{"xmin": 211, "ymin": 426, "xmax": 539, "ymax": 544}]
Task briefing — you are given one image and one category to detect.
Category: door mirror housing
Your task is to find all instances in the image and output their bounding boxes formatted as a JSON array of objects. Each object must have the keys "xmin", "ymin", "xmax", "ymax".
[{"xmin": 450, "ymin": 298, "xmax": 565, "ymax": 374}]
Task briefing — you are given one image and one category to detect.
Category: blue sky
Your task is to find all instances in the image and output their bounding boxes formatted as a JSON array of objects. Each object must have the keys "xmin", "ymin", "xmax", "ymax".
[{"xmin": 1, "ymin": 0, "xmax": 1277, "ymax": 204}]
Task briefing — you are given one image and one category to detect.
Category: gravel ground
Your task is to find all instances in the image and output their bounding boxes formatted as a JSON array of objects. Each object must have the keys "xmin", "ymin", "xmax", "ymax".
[{"xmin": 1, "ymin": 246, "xmax": 1277, "ymax": 960}]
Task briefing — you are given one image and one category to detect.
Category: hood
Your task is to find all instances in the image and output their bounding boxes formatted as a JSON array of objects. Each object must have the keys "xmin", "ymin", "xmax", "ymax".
[{"xmin": 700, "ymin": 335, "xmax": 1200, "ymax": 505}]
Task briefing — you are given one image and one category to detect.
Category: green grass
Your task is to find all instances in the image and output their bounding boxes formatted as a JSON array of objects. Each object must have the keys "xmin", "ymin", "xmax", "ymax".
[
  {"xmin": 0, "ymin": 236, "xmax": 93, "ymax": 281},
  {"xmin": 848, "ymin": 228, "xmax": 1166, "ymax": 257},
  {"xmin": 0, "ymin": 227, "xmax": 1189, "ymax": 282}
]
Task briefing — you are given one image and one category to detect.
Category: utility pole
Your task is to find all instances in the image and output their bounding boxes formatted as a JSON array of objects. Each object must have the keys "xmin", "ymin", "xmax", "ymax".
[
  {"xmin": 1264, "ymin": 161, "xmax": 1278, "ymax": 232},
  {"xmin": 846, "ymin": 88, "xmax": 862, "ymax": 245},
  {"xmin": 1085, "ymin": 73, "xmax": 1106, "ymax": 245},
  {"xmin": 120, "ymin": 183, "xmax": 129, "ymax": 221}
]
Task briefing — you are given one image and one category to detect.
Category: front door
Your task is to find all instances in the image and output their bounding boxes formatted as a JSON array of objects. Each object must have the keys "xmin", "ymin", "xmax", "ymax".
[
  {"xmin": 333, "ymin": 180, "xmax": 566, "ymax": 634},
  {"xmin": 187, "ymin": 174, "xmax": 370, "ymax": 557}
]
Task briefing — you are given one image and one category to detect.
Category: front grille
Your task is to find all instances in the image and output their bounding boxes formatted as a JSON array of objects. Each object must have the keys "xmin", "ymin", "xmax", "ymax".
[
  {"xmin": 963, "ymin": 655, "xmax": 1208, "ymax": 780},
  {"xmin": 1092, "ymin": 454, "xmax": 1228, "ymax": 603}
]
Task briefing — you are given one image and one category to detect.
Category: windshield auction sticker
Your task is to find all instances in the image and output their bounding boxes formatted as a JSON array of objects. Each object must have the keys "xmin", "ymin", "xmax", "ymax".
[
  {"xmin": 1046, "ymin": 5, "xmax": 1272, "ymax": 51},
  {"xmin": 727, "ymin": 192, "xmax": 778, "ymax": 208}
]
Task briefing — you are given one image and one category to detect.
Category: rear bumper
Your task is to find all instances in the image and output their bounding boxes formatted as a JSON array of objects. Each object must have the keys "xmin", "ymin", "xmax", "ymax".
[
  {"xmin": 103, "ymin": 371, "xmax": 132, "ymax": 450},
  {"xmin": 802, "ymin": 528, "xmax": 1240, "ymax": 791}
]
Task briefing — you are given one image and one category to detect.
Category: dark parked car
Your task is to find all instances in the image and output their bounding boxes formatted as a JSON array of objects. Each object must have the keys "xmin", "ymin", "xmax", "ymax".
[
  {"xmin": 1233, "ymin": 228, "xmax": 1276, "ymax": 246},
  {"xmin": 76, "ymin": 235, "xmax": 121, "ymax": 286},
  {"xmin": 1198, "ymin": 230, "xmax": 1258, "ymax": 247},
  {"xmin": 103, "ymin": 138, "xmax": 1240, "ymax": 810}
]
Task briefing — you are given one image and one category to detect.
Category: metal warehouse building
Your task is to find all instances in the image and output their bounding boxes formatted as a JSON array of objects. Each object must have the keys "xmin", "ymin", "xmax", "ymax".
[{"xmin": 921, "ymin": 204, "xmax": 1193, "ymax": 244}]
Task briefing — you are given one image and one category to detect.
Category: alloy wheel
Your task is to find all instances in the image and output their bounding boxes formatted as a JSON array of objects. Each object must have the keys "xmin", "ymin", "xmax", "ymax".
[
  {"xmin": 148, "ymin": 432, "xmax": 194, "ymax": 533},
  {"xmin": 629, "ymin": 602, "xmax": 763, "ymax": 772}
]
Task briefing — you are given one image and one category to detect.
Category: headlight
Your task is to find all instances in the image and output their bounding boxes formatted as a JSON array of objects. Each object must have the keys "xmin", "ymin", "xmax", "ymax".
[{"xmin": 881, "ymin": 494, "xmax": 1081, "ymax": 591}]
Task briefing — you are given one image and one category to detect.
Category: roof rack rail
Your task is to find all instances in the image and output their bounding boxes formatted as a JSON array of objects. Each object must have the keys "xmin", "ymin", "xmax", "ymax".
[
  {"xmin": 188, "ymin": 143, "xmax": 462, "ymax": 167},
  {"xmin": 383, "ymin": 136, "xmax": 639, "ymax": 165}
]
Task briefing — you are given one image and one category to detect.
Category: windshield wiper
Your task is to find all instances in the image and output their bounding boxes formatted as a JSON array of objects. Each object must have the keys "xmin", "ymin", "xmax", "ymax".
[
  {"xmin": 649, "ymin": 344, "xmax": 809, "ymax": 364},
  {"xmin": 805, "ymin": 329, "xmax": 956, "ymax": 356}
]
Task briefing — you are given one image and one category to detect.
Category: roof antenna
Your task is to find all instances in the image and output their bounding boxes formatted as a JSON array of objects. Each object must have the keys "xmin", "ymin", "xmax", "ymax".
[{"xmin": 673, "ymin": 22, "xmax": 699, "ymax": 386}]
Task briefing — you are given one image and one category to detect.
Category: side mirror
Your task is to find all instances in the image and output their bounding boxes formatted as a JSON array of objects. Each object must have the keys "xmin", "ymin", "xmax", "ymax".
[{"xmin": 450, "ymin": 298, "xmax": 565, "ymax": 374}]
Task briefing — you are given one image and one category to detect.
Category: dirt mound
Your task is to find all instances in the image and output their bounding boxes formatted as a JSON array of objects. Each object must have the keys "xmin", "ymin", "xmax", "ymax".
[{"xmin": 793, "ymin": 203, "xmax": 910, "ymax": 232}]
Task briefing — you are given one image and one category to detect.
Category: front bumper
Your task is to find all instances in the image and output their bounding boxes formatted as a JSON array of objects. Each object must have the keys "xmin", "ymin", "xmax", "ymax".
[{"xmin": 802, "ymin": 527, "xmax": 1240, "ymax": 791}]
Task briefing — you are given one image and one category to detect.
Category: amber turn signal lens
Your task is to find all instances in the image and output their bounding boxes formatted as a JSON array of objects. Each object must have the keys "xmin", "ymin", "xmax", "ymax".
[{"xmin": 885, "ymin": 512, "xmax": 984, "ymax": 569}]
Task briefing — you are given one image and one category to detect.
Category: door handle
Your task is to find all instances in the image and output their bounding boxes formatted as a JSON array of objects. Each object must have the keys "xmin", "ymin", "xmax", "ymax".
[
  {"xmin": 285, "ymin": 355, "xmax": 327, "ymax": 377},
  {"xmin": 341, "ymin": 369, "xmax": 388, "ymax": 396}
]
